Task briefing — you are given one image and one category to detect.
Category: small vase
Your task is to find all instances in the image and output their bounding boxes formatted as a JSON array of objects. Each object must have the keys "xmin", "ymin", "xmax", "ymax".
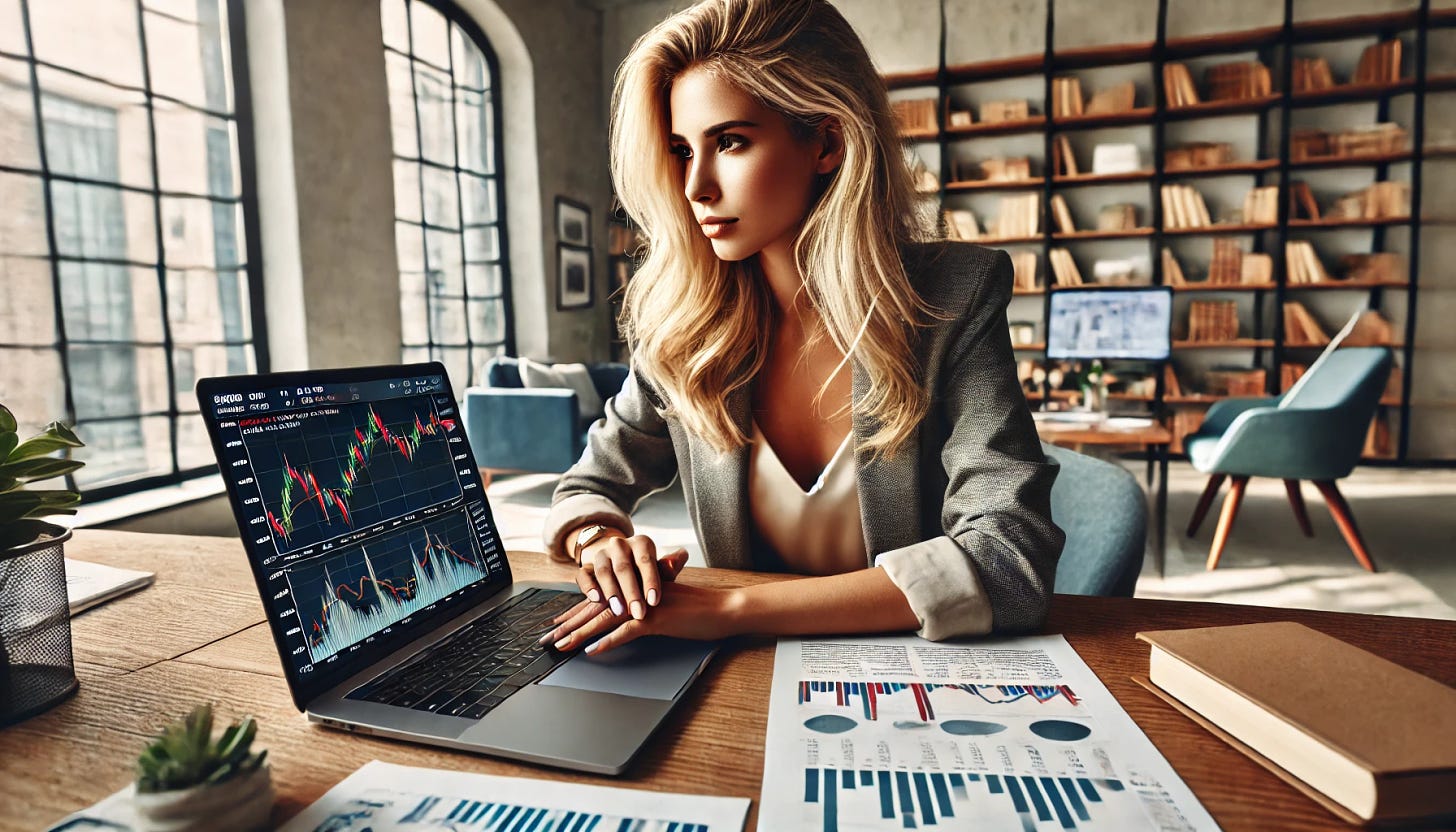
[
  {"xmin": 132, "ymin": 766, "xmax": 274, "ymax": 832},
  {"xmin": 0, "ymin": 525, "xmax": 78, "ymax": 726}
]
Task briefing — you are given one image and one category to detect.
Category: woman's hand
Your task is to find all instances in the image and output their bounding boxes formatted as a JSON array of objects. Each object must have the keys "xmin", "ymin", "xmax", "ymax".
[
  {"xmin": 576, "ymin": 536, "xmax": 686, "ymax": 622},
  {"xmin": 544, "ymin": 578, "xmax": 744, "ymax": 656}
]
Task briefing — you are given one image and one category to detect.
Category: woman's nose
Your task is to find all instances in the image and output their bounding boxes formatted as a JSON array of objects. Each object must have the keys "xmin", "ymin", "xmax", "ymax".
[{"xmin": 684, "ymin": 158, "xmax": 719, "ymax": 204}]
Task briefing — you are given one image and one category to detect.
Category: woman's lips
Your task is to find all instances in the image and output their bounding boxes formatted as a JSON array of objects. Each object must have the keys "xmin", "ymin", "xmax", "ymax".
[{"xmin": 701, "ymin": 218, "xmax": 738, "ymax": 239}]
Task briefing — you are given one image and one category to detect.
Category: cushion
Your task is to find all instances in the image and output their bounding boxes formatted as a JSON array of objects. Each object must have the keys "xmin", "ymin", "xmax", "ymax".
[{"xmin": 518, "ymin": 357, "xmax": 604, "ymax": 422}]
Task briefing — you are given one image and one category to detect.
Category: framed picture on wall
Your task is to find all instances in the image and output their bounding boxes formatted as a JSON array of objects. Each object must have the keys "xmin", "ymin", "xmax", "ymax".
[
  {"xmin": 557, "ymin": 244, "xmax": 593, "ymax": 310},
  {"xmin": 556, "ymin": 197, "xmax": 591, "ymax": 247}
]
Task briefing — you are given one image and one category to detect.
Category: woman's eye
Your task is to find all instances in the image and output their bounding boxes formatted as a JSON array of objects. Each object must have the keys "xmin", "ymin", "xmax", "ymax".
[
  {"xmin": 669, "ymin": 144, "xmax": 692, "ymax": 160},
  {"xmin": 717, "ymin": 134, "xmax": 745, "ymax": 152}
]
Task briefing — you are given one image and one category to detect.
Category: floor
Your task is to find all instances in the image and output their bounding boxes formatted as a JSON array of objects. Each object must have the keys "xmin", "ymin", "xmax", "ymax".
[{"xmin": 485, "ymin": 461, "xmax": 1456, "ymax": 620}]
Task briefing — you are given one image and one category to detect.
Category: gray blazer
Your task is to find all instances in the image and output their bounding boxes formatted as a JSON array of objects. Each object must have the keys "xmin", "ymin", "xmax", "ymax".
[{"xmin": 542, "ymin": 242, "xmax": 1064, "ymax": 639}]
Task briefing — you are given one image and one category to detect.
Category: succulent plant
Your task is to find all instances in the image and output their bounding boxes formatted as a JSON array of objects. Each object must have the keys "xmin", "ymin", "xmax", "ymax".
[
  {"xmin": 0, "ymin": 403, "xmax": 85, "ymax": 551},
  {"xmin": 136, "ymin": 704, "xmax": 269, "ymax": 794}
]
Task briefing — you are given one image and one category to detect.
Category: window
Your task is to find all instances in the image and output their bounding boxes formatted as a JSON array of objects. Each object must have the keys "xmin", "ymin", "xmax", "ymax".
[
  {"xmin": 0, "ymin": 0, "xmax": 262, "ymax": 499},
  {"xmin": 382, "ymin": 0, "xmax": 513, "ymax": 388}
]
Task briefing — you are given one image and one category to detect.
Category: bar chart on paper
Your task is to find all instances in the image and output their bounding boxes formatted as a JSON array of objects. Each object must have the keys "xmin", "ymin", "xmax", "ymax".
[
  {"xmin": 278, "ymin": 761, "xmax": 751, "ymax": 832},
  {"xmin": 800, "ymin": 767, "xmax": 1140, "ymax": 832}
]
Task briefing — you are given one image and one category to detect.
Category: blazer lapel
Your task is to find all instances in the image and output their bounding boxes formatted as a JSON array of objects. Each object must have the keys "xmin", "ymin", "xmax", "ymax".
[
  {"xmin": 689, "ymin": 380, "xmax": 753, "ymax": 570},
  {"xmin": 853, "ymin": 359, "xmax": 921, "ymax": 562}
]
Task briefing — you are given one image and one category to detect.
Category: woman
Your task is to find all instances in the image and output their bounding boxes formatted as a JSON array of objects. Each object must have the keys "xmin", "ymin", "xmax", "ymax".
[{"xmin": 539, "ymin": 0, "xmax": 1062, "ymax": 655}]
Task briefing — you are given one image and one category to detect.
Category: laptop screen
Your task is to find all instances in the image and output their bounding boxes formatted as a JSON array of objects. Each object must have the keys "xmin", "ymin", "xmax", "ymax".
[{"xmin": 197, "ymin": 362, "xmax": 509, "ymax": 707}]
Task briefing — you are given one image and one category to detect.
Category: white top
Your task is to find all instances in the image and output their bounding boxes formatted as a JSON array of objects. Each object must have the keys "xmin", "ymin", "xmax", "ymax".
[{"xmin": 748, "ymin": 421, "xmax": 867, "ymax": 575}]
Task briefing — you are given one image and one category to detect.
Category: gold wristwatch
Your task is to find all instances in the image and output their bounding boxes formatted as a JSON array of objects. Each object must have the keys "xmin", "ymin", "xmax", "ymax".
[{"xmin": 573, "ymin": 523, "xmax": 613, "ymax": 564}]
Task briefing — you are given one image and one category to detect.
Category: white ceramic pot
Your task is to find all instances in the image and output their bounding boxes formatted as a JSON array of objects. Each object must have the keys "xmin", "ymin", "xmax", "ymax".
[{"xmin": 132, "ymin": 765, "xmax": 274, "ymax": 832}]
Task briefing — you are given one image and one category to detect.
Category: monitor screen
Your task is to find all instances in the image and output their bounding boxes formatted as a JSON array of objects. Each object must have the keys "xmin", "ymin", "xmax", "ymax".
[
  {"xmin": 1046, "ymin": 287, "xmax": 1173, "ymax": 361},
  {"xmin": 197, "ymin": 363, "xmax": 507, "ymax": 705}
]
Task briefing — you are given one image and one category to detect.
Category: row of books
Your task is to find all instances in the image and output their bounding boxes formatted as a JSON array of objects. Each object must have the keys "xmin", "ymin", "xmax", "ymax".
[
  {"xmin": 1162, "ymin": 60, "xmax": 1274, "ymax": 106},
  {"xmin": 1160, "ymin": 184, "xmax": 1214, "ymax": 229},
  {"xmin": 1327, "ymin": 181, "xmax": 1410, "ymax": 220},
  {"xmin": 891, "ymin": 98, "xmax": 938, "ymax": 134},
  {"xmin": 1187, "ymin": 299, "xmax": 1240, "ymax": 341},
  {"xmin": 1242, "ymin": 185, "xmax": 1280, "ymax": 225},
  {"xmin": 1164, "ymin": 141, "xmax": 1235, "ymax": 171},
  {"xmin": 1353, "ymin": 38, "xmax": 1403, "ymax": 86},
  {"xmin": 988, "ymin": 193, "xmax": 1041, "ymax": 239},
  {"xmin": 1283, "ymin": 300, "xmax": 1331, "ymax": 345},
  {"xmin": 1292, "ymin": 123, "xmax": 1407, "ymax": 160},
  {"xmin": 949, "ymin": 156, "xmax": 1033, "ymax": 183},
  {"xmin": 1292, "ymin": 57, "xmax": 1338, "ymax": 93}
]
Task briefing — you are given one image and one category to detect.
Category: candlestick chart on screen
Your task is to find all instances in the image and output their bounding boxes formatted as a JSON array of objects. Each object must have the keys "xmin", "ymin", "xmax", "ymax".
[
  {"xmin": 241, "ymin": 394, "xmax": 463, "ymax": 555},
  {"xmin": 284, "ymin": 508, "xmax": 497, "ymax": 664}
]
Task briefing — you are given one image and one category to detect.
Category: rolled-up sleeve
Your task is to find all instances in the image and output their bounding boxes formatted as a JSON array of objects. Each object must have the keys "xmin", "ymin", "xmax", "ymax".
[
  {"xmin": 876, "ymin": 248, "xmax": 1064, "ymax": 639},
  {"xmin": 541, "ymin": 365, "xmax": 680, "ymax": 561}
]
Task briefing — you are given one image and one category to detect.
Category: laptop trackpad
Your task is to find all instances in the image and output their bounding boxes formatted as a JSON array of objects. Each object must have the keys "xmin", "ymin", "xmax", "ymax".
[{"xmin": 537, "ymin": 636, "xmax": 715, "ymax": 701}]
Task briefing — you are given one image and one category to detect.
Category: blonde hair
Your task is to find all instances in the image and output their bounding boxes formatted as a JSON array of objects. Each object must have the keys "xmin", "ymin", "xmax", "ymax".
[{"xmin": 611, "ymin": 0, "xmax": 936, "ymax": 457}]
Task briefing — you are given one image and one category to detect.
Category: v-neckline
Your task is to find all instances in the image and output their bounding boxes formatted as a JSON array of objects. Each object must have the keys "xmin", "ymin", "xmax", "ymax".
[{"xmin": 752, "ymin": 421, "xmax": 853, "ymax": 495}]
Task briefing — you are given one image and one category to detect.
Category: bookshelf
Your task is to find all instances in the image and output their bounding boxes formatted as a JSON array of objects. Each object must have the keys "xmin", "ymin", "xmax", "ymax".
[
  {"xmin": 890, "ymin": 1, "xmax": 1451, "ymax": 464},
  {"xmin": 606, "ymin": 198, "xmax": 643, "ymax": 363}
]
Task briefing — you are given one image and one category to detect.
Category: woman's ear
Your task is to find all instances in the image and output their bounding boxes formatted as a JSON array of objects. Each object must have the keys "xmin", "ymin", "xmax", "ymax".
[{"xmin": 816, "ymin": 118, "xmax": 846, "ymax": 175}]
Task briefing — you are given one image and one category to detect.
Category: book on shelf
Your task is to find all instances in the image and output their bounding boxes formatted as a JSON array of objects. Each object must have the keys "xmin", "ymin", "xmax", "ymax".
[
  {"xmin": 1326, "ymin": 181, "xmax": 1410, "ymax": 220},
  {"xmin": 1354, "ymin": 38, "xmax": 1403, "ymax": 86},
  {"xmin": 1010, "ymin": 251, "xmax": 1039, "ymax": 291},
  {"xmin": 1240, "ymin": 252, "xmax": 1272, "ymax": 285},
  {"xmin": 1162, "ymin": 364, "xmax": 1184, "ymax": 397},
  {"xmin": 1096, "ymin": 203, "xmax": 1137, "ymax": 232},
  {"xmin": 1053, "ymin": 135, "xmax": 1079, "ymax": 176},
  {"xmin": 1292, "ymin": 124, "xmax": 1407, "ymax": 161},
  {"xmin": 1161, "ymin": 247, "xmax": 1187, "ymax": 286},
  {"xmin": 65, "ymin": 558, "xmax": 154, "ymax": 615},
  {"xmin": 1050, "ymin": 194, "xmax": 1076, "ymax": 234},
  {"xmin": 942, "ymin": 209, "xmax": 981, "ymax": 241},
  {"xmin": 947, "ymin": 109, "xmax": 974, "ymax": 128},
  {"xmin": 1137, "ymin": 622, "xmax": 1456, "ymax": 824},
  {"xmin": 1085, "ymin": 81, "xmax": 1136, "ymax": 115},
  {"xmin": 981, "ymin": 99, "xmax": 1031, "ymax": 123},
  {"xmin": 1342, "ymin": 310, "xmax": 1395, "ymax": 347},
  {"xmin": 1091, "ymin": 255, "xmax": 1147, "ymax": 284},
  {"xmin": 1048, "ymin": 247, "xmax": 1083, "ymax": 287},
  {"xmin": 1242, "ymin": 185, "xmax": 1279, "ymax": 225},
  {"xmin": 1091, "ymin": 143, "xmax": 1139, "ymax": 175},
  {"xmin": 1163, "ymin": 62, "xmax": 1200, "ymax": 107},
  {"xmin": 1160, "ymin": 184, "xmax": 1212, "ymax": 229},
  {"xmin": 979, "ymin": 156, "xmax": 1032, "ymax": 181},
  {"xmin": 1288, "ymin": 181, "xmax": 1321, "ymax": 221},
  {"xmin": 1283, "ymin": 300, "xmax": 1330, "ymax": 346},
  {"xmin": 1293, "ymin": 56, "xmax": 1336, "ymax": 93},
  {"xmin": 1284, "ymin": 241, "xmax": 1331, "ymax": 284},
  {"xmin": 1052, "ymin": 76, "xmax": 1084, "ymax": 118},
  {"xmin": 989, "ymin": 193, "xmax": 1040, "ymax": 239},
  {"xmin": 891, "ymin": 97, "xmax": 938, "ymax": 134},
  {"xmin": 1204, "ymin": 60, "xmax": 1272, "ymax": 101},
  {"xmin": 1366, "ymin": 411, "xmax": 1393, "ymax": 457},
  {"xmin": 1164, "ymin": 142, "xmax": 1234, "ymax": 170},
  {"xmin": 1187, "ymin": 300, "xmax": 1239, "ymax": 341},
  {"xmin": 1207, "ymin": 238, "xmax": 1243, "ymax": 285},
  {"xmin": 1205, "ymin": 368, "xmax": 1267, "ymax": 397},
  {"xmin": 1341, "ymin": 252, "xmax": 1403, "ymax": 284}
]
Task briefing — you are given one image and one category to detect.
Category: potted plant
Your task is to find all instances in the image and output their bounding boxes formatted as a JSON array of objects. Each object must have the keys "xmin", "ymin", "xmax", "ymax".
[
  {"xmin": 133, "ymin": 703, "xmax": 274, "ymax": 831},
  {"xmin": 0, "ymin": 402, "xmax": 85, "ymax": 725}
]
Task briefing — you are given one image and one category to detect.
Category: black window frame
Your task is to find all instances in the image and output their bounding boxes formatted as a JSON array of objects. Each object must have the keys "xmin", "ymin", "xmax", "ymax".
[
  {"xmin": 1, "ymin": 0, "xmax": 269, "ymax": 503},
  {"xmin": 385, "ymin": 0, "xmax": 515, "ymax": 383}
]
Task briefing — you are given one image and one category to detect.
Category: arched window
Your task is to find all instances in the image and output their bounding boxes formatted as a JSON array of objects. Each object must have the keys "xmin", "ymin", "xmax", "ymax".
[
  {"xmin": 0, "ymin": 0, "xmax": 263, "ymax": 499},
  {"xmin": 382, "ymin": 0, "xmax": 512, "ymax": 388}
]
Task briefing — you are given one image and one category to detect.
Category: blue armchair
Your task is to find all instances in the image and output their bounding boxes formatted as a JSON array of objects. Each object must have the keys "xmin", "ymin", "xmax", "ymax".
[
  {"xmin": 1183, "ymin": 347, "xmax": 1393, "ymax": 572},
  {"xmin": 461, "ymin": 357, "xmax": 629, "ymax": 475},
  {"xmin": 1044, "ymin": 443, "xmax": 1147, "ymax": 597}
]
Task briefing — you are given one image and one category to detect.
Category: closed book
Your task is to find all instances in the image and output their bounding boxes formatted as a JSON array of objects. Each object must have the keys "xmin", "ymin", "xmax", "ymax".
[{"xmin": 1137, "ymin": 622, "xmax": 1456, "ymax": 824}]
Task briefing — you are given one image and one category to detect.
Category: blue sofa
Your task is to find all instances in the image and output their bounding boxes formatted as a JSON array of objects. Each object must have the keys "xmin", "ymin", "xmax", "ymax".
[{"xmin": 461, "ymin": 357, "xmax": 630, "ymax": 474}]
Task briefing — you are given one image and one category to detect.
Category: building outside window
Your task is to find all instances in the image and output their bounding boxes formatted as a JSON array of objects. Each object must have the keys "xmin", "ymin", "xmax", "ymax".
[
  {"xmin": 382, "ymin": 0, "xmax": 513, "ymax": 388},
  {"xmin": 0, "ymin": 0, "xmax": 261, "ymax": 499}
]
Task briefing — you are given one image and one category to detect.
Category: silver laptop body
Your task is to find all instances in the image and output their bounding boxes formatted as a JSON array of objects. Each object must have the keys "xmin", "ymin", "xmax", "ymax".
[{"xmin": 196, "ymin": 362, "xmax": 714, "ymax": 775}]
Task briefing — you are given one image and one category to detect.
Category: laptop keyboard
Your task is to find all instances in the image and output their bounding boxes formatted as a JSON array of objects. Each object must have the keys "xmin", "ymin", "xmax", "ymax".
[{"xmin": 346, "ymin": 587, "xmax": 580, "ymax": 720}]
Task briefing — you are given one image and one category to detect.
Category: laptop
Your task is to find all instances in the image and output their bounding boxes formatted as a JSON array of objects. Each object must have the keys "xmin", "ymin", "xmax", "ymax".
[{"xmin": 196, "ymin": 362, "xmax": 715, "ymax": 774}]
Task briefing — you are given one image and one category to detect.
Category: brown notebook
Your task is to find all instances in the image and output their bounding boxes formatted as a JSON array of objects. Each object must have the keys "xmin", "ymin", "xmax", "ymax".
[{"xmin": 1136, "ymin": 622, "xmax": 1456, "ymax": 824}]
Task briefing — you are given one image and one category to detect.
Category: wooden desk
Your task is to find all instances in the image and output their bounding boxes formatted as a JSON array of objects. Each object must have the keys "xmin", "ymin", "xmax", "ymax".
[
  {"xmin": 4, "ymin": 530, "xmax": 1455, "ymax": 831},
  {"xmin": 1038, "ymin": 420, "xmax": 1174, "ymax": 575}
]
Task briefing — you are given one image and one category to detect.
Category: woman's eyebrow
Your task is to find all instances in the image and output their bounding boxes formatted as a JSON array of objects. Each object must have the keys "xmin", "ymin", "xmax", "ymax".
[{"xmin": 668, "ymin": 120, "xmax": 760, "ymax": 142}]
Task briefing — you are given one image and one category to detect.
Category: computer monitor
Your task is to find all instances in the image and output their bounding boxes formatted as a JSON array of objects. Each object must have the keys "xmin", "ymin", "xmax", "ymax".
[{"xmin": 1046, "ymin": 286, "xmax": 1173, "ymax": 361}]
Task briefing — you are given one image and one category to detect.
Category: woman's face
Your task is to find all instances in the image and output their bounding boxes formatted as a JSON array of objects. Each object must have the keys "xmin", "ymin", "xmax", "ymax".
[{"xmin": 668, "ymin": 65, "xmax": 838, "ymax": 263}]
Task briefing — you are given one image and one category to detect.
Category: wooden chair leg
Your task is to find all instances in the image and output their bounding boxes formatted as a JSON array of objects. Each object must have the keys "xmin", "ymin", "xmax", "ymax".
[
  {"xmin": 1186, "ymin": 474, "xmax": 1227, "ymax": 538},
  {"xmin": 1284, "ymin": 479, "xmax": 1313, "ymax": 537},
  {"xmin": 1313, "ymin": 480, "xmax": 1377, "ymax": 572},
  {"xmin": 1207, "ymin": 476, "xmax": 1249, "ymax": 571}
]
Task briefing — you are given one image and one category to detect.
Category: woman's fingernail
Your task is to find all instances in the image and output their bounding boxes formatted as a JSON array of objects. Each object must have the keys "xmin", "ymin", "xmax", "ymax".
[
  {"xmin": 647, "ymin": 589, "xmax": 659, "ymax": 606},
  {"xmin": 554, "ymin": 636, "xmax": 571, "ymax": 650},
  {"xmin": 584, "ymin": 640, "xmax": 600, "ymax": 655},
  {"xmin": 609, "ymin": 596, "xmax": 624, "ymax": 617},
  {"xmin": 630, "ymin": 601, "xmax": 644, "ymax": 620},
  {"xmin": 587, "ymin": 589, "xmax": 601, "ymax": 604}
]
